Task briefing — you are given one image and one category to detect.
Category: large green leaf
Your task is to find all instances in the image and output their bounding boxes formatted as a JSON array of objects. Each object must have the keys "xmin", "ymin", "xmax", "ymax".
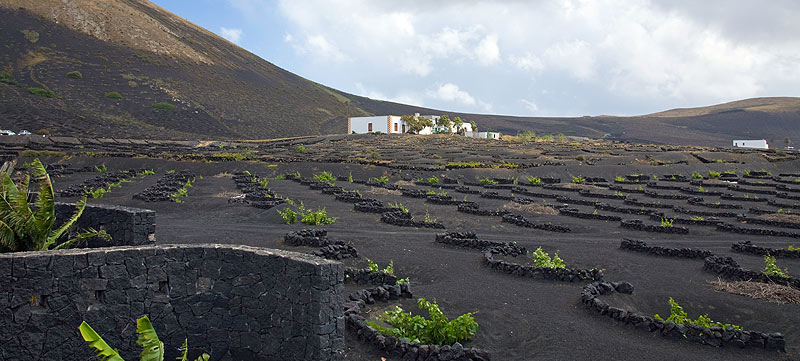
[
  {"xmin": 78, "ymin": 321, "xmax": 126, "ymax": 361},
  {"xmin": 30, "ymin": 159, "xmax": 56, "ymax": 237},
  {"xmin": 47, "ymin": 195, "xmax": 87, "ymax": 250},
  {"xmin": 0, "ymin": 172, "xmax": 31, "ymax": 238},
  {"xmin": 0, "ymin": 219, "xmax": 16, "ymax": 252},
  {"xmin": 136, "ymin": 316, "xmax": 165, "ymax": 361}
]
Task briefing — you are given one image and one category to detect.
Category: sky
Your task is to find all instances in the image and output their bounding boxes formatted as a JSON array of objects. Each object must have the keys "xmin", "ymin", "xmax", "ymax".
[{"xmin": 151, "ymin": 0, "xmax": 800, "ymax": 117}]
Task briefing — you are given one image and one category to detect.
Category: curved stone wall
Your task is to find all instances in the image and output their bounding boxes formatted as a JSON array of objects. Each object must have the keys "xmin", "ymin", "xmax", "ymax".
[{"xmin": 0, "ymin": 244, "xmax": 343, "ymax": 361}]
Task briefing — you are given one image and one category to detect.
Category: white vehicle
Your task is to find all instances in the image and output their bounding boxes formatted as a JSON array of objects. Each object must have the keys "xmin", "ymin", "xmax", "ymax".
[
  {"xmin": 0, "ymin": 130, "xmax": 16, "ymax": 136},
  {"xmin": 18, "ymin": 130, "xmax": 31, "ymax": 135}
]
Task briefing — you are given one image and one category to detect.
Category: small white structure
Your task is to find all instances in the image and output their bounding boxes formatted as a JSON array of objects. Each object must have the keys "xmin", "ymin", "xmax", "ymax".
[{"xmin": 732, "ymin": 140, "xmax": 768, "ymax": 149}]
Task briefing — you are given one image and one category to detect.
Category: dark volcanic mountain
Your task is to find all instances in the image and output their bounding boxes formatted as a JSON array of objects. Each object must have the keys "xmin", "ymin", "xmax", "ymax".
[{"xmin": 0, "ymin": 0, "xmax": 798, "ymax": 146}]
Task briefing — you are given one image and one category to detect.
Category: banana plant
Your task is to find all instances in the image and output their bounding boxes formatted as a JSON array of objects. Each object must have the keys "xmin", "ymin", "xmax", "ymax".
[
  {"xmin": 79, "ymin": 315, "xmax": 210, "ymax": 361},
  {"xmin": 0, "ymin": 158, "xmax": 109, "ymax": 252}
]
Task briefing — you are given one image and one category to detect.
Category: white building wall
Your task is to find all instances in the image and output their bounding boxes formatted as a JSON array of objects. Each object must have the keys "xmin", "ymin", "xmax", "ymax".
[
  {"xmin": 388, "ymin": 115, "xmax": 404, "ymax": 134},
  {"xmin": 349, "ymin": 116, "xmax": 389, "ymax": 134},
  {"xmin": 732, "ymin": 140, "xmax": 768, "ymax": 149}
]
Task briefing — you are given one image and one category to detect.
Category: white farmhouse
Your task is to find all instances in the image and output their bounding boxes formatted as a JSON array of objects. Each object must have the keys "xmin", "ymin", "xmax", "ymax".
[
  {"xmin": 348, "ymin": 115, "xmax": 406, "ymax": 134},
  {"xmin": 348, "ymin": 113, "xmax": 474, "ymax": 135},
  {"xmin": 732, "ymin": 139, "xmax": 768, "ymax": 149}
]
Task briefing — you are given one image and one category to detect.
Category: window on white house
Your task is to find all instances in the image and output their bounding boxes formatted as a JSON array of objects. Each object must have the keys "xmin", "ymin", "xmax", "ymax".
[
  {"xmin": 368, "ymin": 123, "xmax": 372, "ymax": 132},
  {"xmin": 394, "ymin": 123, "xmax": 398, "ymax": 132}
]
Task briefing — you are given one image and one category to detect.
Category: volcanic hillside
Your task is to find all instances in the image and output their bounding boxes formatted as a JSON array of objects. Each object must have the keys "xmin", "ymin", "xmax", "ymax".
[{"xmin": 0, "ymin": 0, "xmax": 798, "ymax": 146}]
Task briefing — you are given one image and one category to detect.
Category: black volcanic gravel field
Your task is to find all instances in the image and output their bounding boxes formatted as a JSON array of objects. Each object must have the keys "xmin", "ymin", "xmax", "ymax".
[{"xmin": 17, "ymin": 135, "xmax": 800, "ymax": 361}]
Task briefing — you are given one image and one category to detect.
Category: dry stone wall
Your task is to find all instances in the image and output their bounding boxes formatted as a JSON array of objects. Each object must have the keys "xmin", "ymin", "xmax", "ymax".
[
  {"xmin": 54, "ymin": 202, "xmax": 156, "ymax": 247},
  {"xmin": 0, "ymin": 244, "xmax": 344, "ymax": 361}
]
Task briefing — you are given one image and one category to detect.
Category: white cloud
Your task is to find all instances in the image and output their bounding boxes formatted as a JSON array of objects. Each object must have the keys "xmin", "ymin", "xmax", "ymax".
[
  {"xmin": 292, "ymin": 34, "xmax": 349, "ymax": 63},
  {"xmin": 520, "ymin": 99, "xmax": 538, "ymax": 112},
  {"xmin": 543, "ymin": 40, "xmax": 596, "ymax": 81},
  {"xmin": 428, "ymin": 83, "xmax": 476, "ymax": 105},
  {"xmin": 476, "ymin": 35, "xmax": 500, "ymax": 65},
  {"xmin": 219, "ymin": 27, "xmax": 243, "ymax": 44},
  {"xmin": 248, "ymin": 0, "xmax": 800, "ymax": 115},
  {"xmin": 355, "ymin": 83, "xmax": 424, "ymax": 106},
  {"xmin": 509, "ymin": 53, "xmax": 544, "ymax": 72},
  {"xmin": 425, "ymin": 83, "xmax": 493, "ymax": 112}
]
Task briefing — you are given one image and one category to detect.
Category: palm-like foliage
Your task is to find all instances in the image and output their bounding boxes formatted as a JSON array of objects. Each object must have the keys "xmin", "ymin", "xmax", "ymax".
[
  {"xmin": 79, "ymin": 315, "xmax": 210, "ymax": 361},
  {"xmin": 0, "ymin": 158, "xmax": 108, "ymax": 252}
]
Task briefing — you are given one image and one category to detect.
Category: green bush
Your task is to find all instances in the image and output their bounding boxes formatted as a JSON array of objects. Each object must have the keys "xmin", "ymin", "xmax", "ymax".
[
  {"xmin": 388, "ymin": 202, "xmax": 409, "ymax": 213},
  {"xmin": 531, "ymin": 247, "xmax": 565, "ymax": 268},
  {"xmin": 571, "ymin": 176, "xmax": 585, "ymax": 184},
  {"xmin": 691, "ymin": 171, "xmax": 702, "ymax": 179},
  {"xmin": 296, "ymin": 145, "xmax": 307, "ymax": 153},
  {"xmin": 517, "ymin": 130, "xmax": 537, "ymax": 141},
  {"xmin": 479, "ymin": 177, "xmax": 498, "ymax": 185},
  {"xmin": 277, "ymin": 202, "xmax": 336, "ymax": 225},
  {"xmin": 427, "ymin": 176, "xmax": 439, "ymax": 184},
  {"xmin": 28, "ymin": 87, "xmax": 55, "ymax": 98},
  {"xmin": 764, "ymin": 254, "xmax": 789, "ymax": 277},
  {"xmin": 527, "ymin": 176, "xmax": 541, "ymax": 185},
  {"xmin": 707, "ymin": 171, "xmax": 721, "ymax": 178},
  {"xmin": 170, "ymin": 178, "xmax": 195, "ymax": 203},
  {"xmin": 369, "ymin": 175, "xmax": 388, "ymax": 184},
  {"xmin": 277, "ymin": 207, "xmax": 298, "ymax": 224},
  {"xmin": 313, "ymin": 171, "xmax": 336, "ymax": 183},
  {"xmin": 66, "ymin": 71, "xmax": 83, "ymax": 79},
  {"xmin": 446, "ymin": 161, "xmax": 482, "ymax": 168},
  {"xmin": 660, "ymin": 218, "xmax": 674, "ymax": 227},
  {"xmin": 369, "ymin": 298, "xmax": 478, "ymax": 345},
  {"xmin": 104, "ymin": 91, "xmax": 122, "ymax": 99},
  {"xmin": 615, "ymin": 176, "xmax": 625, "ymax": 182},
  {"xmin": 80, "ymin": 315, "xmax": 210, "ymax": 361},
  {"xmin": 0, "ymin": 71, "xmax": 18, "ymax": 85},
  {"xmin": 654, "ymin": 297, "xmax": 741, "ymax": 332},
  {"xmin": 152, "ymin": 101, "xmax": 176, "ymax": 111},
  {"xmin": 300, "ymin": 207, "xmax": 336, "ymax": 225},
  {"xmin": 366, "ymin": 258, "xmax": 394, "ymax": 274}
]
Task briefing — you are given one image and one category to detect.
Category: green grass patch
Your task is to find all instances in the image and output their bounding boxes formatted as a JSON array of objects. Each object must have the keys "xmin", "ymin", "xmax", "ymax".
[
  {"xmin": 28, "ymin": 87, "xmax": 55, "ymax": 98},
  {"xmin": 152, "ymin": 101, "xmax": 176, "ymax": 111},
  {"xmin": 0, "ymin": 71, "xmax": 18, "ymax": 85},
  {"xmin": 104, "ymin": 91, "xmax": 122, "ymax": 99},
  {"xmin": 66, "ymin": 71, "xmax": 83, "ymax": 79},
  {"xmin": 18, "ymin": 149, "xmax": 66, "ymax": 158}
]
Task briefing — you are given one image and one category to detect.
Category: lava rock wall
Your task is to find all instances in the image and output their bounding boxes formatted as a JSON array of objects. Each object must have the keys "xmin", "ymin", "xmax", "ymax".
[
  {"xmin": 0, "ymin": 244, "xmax": 344, "ymax": 361},
  {"xmin": 54, "ymin": 202, "xmax": 156, "ymax": 247}
]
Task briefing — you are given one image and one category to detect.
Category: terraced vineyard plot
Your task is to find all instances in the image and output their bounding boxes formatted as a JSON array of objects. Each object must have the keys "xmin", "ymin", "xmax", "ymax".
[{"xmin": 8, "ymin": 135, "xmax": 800, "ymax": 361}]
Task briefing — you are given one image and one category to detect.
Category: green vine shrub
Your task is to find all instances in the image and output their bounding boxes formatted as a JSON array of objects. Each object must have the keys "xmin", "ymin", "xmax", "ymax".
[
  {"xmin": 654, "ymin": 297, "xmax": 742, "ymax": 331},
  {"xmin": 369, "ymin": 298, "xmax": 478, "ymax": 345},
  {"xmin": 531, "ymin": 247, "xmax": 566, "ymax": 268},
  {"xmin": 276, "ymin": 202, "xmax": 336, "ymax": 225},
  {"xmin": 763, "ymin": 254, "xmax": 789, "ymax": 278}
]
